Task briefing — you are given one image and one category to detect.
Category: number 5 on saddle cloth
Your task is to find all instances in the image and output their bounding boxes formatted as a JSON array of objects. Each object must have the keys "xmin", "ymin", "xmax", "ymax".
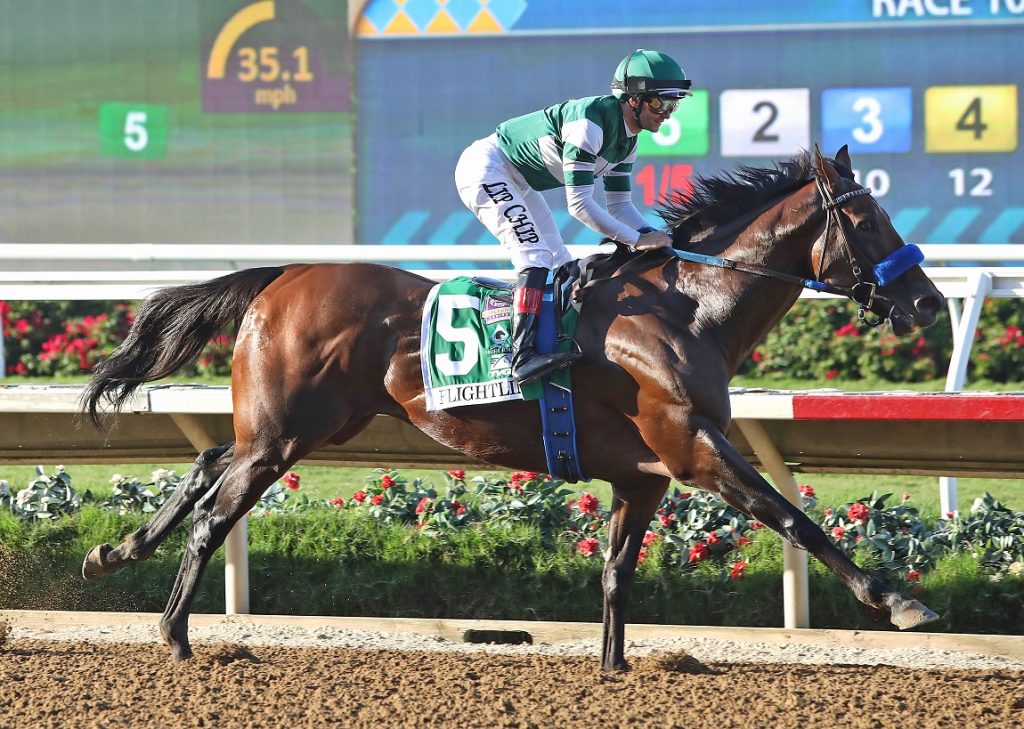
[{"xmin": 420, "ymin": 271, "xmax": 587, "ymax": 483}]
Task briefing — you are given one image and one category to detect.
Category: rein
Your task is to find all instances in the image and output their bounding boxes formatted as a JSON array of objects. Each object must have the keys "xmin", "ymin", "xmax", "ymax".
[{"xmin": 665, "ymin": 176, "xmax": 923, "ymax": 328}]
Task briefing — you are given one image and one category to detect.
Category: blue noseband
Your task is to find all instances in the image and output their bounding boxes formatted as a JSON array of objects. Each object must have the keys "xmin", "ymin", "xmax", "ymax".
[{"xmin": 874, "ymin": 244, "xmax": 924, "ymax": 287}]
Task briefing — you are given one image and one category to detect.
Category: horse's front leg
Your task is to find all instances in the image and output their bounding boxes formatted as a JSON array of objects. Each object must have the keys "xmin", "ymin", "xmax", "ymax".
[
  {"xmin": 601, "ymin": 481, "xmax": 668, "ymax": 672},
  {"xmin": 82, "ymin": 442, "xmax": 235, "ymax": 580},
  {"xmin": 681, "ymin": 417, "xmax": 938, "ymax": 629}
]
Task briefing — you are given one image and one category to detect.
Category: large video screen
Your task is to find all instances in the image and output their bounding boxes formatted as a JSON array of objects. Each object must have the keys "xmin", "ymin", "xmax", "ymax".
[
  {"xmin": 355, "ymin": 2, "xmax": 1024, "ymax": 255},
  {"xmin": 0, "ymin": 0, "xmax": 353, "ymax": 251}
]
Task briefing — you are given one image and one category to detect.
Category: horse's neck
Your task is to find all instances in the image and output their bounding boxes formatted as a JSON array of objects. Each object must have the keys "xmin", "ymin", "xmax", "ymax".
[{"xmin": 689, "ymin": 188, "xmax": 825, "ymax": 373}]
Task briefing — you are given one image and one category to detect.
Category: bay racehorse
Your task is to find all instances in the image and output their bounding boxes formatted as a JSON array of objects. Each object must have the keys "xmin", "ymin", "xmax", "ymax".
[{"xmin": 81, "ymin": 146, "xmax": 943, "ymax": 671}]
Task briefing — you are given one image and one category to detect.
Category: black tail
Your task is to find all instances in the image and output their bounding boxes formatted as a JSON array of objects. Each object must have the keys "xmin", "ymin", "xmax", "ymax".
[{"xmin": 82, "ymin": 266, "xmax": 286, "ymax": 426}]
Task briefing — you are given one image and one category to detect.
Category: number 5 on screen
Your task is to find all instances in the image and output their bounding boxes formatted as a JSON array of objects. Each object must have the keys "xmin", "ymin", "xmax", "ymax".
[
  {"xmin": 99, "ymin": 103, "xmax": 169, "ymax": 159},
  {"xmin": 821, "ymin": 87, "xmax": 912, "ymax": 154}
]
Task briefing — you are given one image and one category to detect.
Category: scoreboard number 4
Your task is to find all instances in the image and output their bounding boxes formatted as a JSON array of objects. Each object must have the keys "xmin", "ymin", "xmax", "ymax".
[{"xmin": 925, "ymin": 85, "xmax": 1017, "ymax": 153}]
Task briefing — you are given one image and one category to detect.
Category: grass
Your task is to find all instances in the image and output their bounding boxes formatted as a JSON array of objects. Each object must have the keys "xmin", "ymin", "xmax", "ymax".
[{"xmin": 2, "ymin": 506, "xmax": 1021, "ymax": 633}]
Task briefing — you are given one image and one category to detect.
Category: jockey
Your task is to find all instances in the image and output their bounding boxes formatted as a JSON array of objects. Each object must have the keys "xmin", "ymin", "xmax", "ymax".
[{"xmin": 455, "ymin": 49, "xmax": 692, "ymax": 386}]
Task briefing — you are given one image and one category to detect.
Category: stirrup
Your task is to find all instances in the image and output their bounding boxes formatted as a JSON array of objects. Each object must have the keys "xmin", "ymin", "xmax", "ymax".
[{"xmin": 513, "ymin": 351, "xmax": 582, "ymax": 386}]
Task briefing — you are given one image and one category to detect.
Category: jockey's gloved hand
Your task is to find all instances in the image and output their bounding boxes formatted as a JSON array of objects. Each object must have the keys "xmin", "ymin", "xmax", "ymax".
[{"xmin": 634, "ymin": 229, "xmax": 673, "ymax": 251}]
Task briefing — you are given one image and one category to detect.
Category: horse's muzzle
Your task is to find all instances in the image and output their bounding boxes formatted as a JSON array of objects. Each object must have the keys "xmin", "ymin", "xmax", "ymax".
[{"xmin": 889, "ymin": 292, "xmax": 942, "ymax": 334}]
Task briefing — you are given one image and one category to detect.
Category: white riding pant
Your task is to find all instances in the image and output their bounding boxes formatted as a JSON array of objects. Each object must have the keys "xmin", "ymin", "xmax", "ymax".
[{"xmin": 455, "ymin": 134, "xmax": 572, "ymax": 273}]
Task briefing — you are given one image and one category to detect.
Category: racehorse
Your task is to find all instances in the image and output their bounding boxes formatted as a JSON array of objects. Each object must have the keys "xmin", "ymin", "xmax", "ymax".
[{"xmin": 81, "ymin": 146, "xmax": 943, "ymax": 671}]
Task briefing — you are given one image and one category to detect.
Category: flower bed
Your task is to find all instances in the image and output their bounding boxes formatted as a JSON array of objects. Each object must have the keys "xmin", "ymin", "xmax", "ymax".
[{"xmin": 4, "ymin": 465, "xmax": 1022, "ymax": 583}]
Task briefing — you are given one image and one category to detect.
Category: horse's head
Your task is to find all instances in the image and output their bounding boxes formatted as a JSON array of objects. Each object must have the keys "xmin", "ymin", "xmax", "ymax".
[{"xmin": 811, "ymin": 145, "xmax": 943, "ymax": 335}]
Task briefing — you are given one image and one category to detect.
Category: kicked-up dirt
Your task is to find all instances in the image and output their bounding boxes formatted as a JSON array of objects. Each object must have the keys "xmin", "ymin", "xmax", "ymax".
[{"xmin": 1, "ymin": 638, "xmax": 1021, "ymax": 728}]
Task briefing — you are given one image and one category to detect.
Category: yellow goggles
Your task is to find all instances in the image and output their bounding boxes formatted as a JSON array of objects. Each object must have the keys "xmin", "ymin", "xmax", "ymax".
[{"xmin": 645, "ymin": 95, "xmax": 680, "ymax": 114}]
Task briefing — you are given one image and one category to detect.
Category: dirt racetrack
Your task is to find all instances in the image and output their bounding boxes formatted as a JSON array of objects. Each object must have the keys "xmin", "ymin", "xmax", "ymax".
[{"xmin": 2, "ymin": 634, "xmax": 1023, "ymax": 728}]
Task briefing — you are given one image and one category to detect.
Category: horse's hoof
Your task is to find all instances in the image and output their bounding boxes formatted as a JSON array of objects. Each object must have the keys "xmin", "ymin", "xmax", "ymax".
[
  {"xmin": 890, "ymin": 598, "xmax": 940, "ymax": 630},
  {"xmin": 601, "ymin": 659, "xmax": 631, "ymax": 672},
  {"xmin": 169, "ymin": 642, "xmax": 194, "ymax": 662},
  {"xmin": 82, "ymin": 544, "xmax": 115, "ymax": 580}
]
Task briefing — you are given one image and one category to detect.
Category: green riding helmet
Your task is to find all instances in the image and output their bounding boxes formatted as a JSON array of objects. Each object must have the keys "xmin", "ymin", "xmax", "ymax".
[{"xmin": 611, "ymin": 49, "xmax": 692, "ymax": 99}]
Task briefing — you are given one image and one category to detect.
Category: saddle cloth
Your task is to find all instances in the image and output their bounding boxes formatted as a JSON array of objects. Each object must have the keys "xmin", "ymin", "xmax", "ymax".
[{"xmin": 420, "ymin": 276, "xmax": 577, "ymax": 412}]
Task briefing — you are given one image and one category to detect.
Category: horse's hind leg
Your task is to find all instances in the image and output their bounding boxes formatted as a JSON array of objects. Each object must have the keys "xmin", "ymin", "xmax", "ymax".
[
  {"xmin": 82, "ymin": 442, "xmax": 235, "ymax": 580},
  {"xmin": 601, "ymin": 481, "xmax": 667, "ymax": 672},
  {"xmin": 158, "ymin": 444, "xmax": 291, "ymax": 661}
]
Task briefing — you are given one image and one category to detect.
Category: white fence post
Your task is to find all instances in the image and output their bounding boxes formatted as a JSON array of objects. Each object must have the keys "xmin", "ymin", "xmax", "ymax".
[
  {"xmin": 940, "ymin": 271, "xmax": 992, "ymax": 517},
  {"xmin": 735, "ymin": 419, "xmax": 810, "ymax": 629}
]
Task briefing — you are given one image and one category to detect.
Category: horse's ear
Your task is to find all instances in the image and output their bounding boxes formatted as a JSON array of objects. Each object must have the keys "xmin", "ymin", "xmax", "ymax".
[
  {"xmin": 834, "ymin": 144, "xmax": 852, "ymax": 169},
  {"xmin": 812, "ymin": 144, "xmax": 840, "ymax": 187}
]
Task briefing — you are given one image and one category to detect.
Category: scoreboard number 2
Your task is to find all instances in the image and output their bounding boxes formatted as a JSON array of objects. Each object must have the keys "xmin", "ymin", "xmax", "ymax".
[
  {"xmin": 925, "ymin": 85, "xmax": 1017, "ymax": 153},
  {"xmin": 720, "ymin": 89, "xmax": 810, "ymax": 157}
]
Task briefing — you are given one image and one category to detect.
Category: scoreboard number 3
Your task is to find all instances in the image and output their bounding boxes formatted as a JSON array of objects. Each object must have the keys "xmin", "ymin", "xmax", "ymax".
[{"xmin": 821, "ymin": 87, "xmax": 912, "ymax": 154}]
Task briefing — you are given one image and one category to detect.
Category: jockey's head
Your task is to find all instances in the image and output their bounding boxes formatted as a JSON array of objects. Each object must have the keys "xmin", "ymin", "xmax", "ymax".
[{"xmin": 611, "ymin": 49, "xmax": 692, "ymax": 132}]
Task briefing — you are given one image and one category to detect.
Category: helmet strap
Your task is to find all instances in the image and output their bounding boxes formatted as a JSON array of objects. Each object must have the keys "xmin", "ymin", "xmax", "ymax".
[{"xmin": 627, "ymin": 96, "xmax": 643, "ymax": 127}]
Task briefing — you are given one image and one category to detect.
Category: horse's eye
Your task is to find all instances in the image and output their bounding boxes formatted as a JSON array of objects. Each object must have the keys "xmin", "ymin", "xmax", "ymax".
[{"xmin": 856, "ymin": 220, "xmax": 875, "ymax": 232}]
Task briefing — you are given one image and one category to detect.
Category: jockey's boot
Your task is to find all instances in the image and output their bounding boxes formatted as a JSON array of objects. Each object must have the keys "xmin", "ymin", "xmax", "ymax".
[{"xmin": 510, "ymin": 266, "xmax": 582, "ymax": 386}]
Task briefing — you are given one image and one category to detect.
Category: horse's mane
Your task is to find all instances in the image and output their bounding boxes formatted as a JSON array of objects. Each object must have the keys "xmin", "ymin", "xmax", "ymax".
[{"xmin": 657, "ymin": 150, "xmax": 854, "ymax": 246}]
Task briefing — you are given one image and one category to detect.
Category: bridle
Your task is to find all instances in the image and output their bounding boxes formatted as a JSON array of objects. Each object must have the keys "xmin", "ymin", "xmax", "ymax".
[
  {"xmin": 814, "ymin": 178, "xmax": 893, "ymax": 327},
  {"xmin": 660, "ymin": 173, "xmax": 923, "ymax": 329}
]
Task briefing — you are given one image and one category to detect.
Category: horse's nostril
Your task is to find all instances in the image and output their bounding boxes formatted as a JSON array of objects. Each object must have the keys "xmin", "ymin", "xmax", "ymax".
[{"xmin": 915, "ymin": 295, "xmax": 942, "ymax": 320}]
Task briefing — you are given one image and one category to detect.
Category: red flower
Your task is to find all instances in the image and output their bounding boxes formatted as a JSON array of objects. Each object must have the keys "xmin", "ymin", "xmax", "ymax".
[
  {"xmin": 823, "ymin": 508, "xmax": 833, "ymax": 516},
  {"xmin": 847, "ymin": 502, "xmax": 870, "ymax": 523},
  {"xmin": 907, "ymin": 569, "xmax": 921, "ymax": 581},
  {"xmin": 509, "ymin": 471, "xmax": 540, "ymax": 490},
  {"xmin": 329, "ymin": 496, "xmax": 345, "ymax": 508},
  {"xmin": 381, "ymin": 474, "xmax": 395, "ymax": 489},
  {"xmin": 448, "ymin": 469, "xmax": 465, "ymax": 480},
  {"xmin": 751, "ymin": 521, "xmax": 764, "ymax": 530},
  {"xmin": 576, "ymin": 492, "xmax": 600, "ymax": 516},
  {"xmin": 835, "ymin": 323, "xmax": 859, "ymax": 337},
  {"xmin": 706, "ymin": 531, "xmax": 720, "ymax": 545},
  {"xmin": 658, "ymin": 513, "xmax": 676, "ymax": 528},
  {"xmin": 831, "ymin": 526, "xmax": 846, "ymax": 540},
  {"xmin": 370, "ymin": 494, "xmax": 384, "ymax": 506},
  {"xmin": 751, "ymin": 350, "xmax": 763, "ymax": 363},
  {"xmin": 352, "ymin": 490, "xmax": 366, "ymax": 503},
  {"xmin": 577, "ymin": 537, "xmax": 600, "ymax": 557},
  {"xmin": 454, "ymin": 501, "xmax": 467, "ymax": 515},
  {"xmin": 688, "ymin": 542, "xmax": 709, "ymax": 563},
  {"xmin": 825, "ymin": 368, "xmax": 839, "ymax": 380},
  {"xmin": 642, "ymin": 531, "xmax": 659, "ymax": 547},
  {"xmin": 798, "ymin": 484, "xmax": 815, "ymax": 498},
  {"xmin": 902, "ymin": 492, "xmax": 911, "ymax": 502},
  {"xmin": 730, "ymin": 561, "xmax": 748, "ymax": 580},
  {"xmin": 637, "ymin": 547, "xmax": 648, "ymax": 564},
  {"xmin": 736, "ymin": 536, "xmax": 751, "ymax": 547},
  {"xmin": 415, "ymin": 497, "xmax": 432, "ymax": 514},
  {"xmin": 283, "ymin": 471, "xmax": 301, "ymax": 490}
]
